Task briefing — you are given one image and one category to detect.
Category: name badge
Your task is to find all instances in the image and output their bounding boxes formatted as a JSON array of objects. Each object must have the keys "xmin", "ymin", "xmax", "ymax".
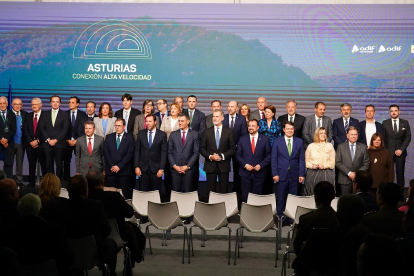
[{"xmin": 4, "ymin": 126, "xmax": 9, "ymax": 133}]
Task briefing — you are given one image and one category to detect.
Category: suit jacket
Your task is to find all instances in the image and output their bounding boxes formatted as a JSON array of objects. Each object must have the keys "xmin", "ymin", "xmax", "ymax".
[
  {"xmin": 0, "ymin": 109, "xmax": 17, "ymax": 145},
  {"xmin": 134, "ymin": 129, "xmax": 167, "ymax": 174},
  {"xmin": 302, "ymin": 115, "xmax": 333, "ymax": 149},
  {"xmin": 155, "ymin": 110, "xmax": 169, "ymax": 125},
  {"xmin": 357, "ymin": 120, "xmax": 383, "ymax": 146},
  {"xmin": 205, "ymin": 114, "xmax": 214, "ymax": 129},
  {"xmin": 75, "ymin": 134, "xmax": 105, "ymax": 176},
  {"xmin": 66, "ymin": 109, "xmax": 88, "ymax": 140},
  {"xmin": 223, "ymin": 113, "xmax": 248, "ymax": 144},
  {"xmin": 160, "ymin": 116, "xmax": 180, "ymax": 141},
  {"xmin": 132, "ymin": 114, "xmax": 160, "ymax": 141},
  {"xmin": 356, "ymin": 192, "xmax": 378, "ymax": 213},
  {"xmin": 39, "ymin": 109, "xmax": 70, "ymax": 149},
  {"xmin": 333, "ymin": 117, "xmax": 359, "ymax": 150},
  {"xmin": 104, "ymin": 132, "xmax": 134, "ymax": 176},
  {"xmin": 335, "ymin": 141, "xmax": 370, "ymax": 185},
  {"xmin": 200, "ymin": 126, "xmax": 236, "ymax": 173},
  {"xmin": 93, "ymin": 117, "xmax": 116, "ymax": 139},
  {"xmin": 182, "ymin": 108, "xmax": 206, "ymax": 138},
  {"xmin": 236, "ymin": 133, "xmax": 271, "ymax": 178},
  {"xmin": 271, "ymin": 136, "xmax": 305, "ymax": 182},
  {"xmin": 382, "ymin": 118, "xmax": 411, "ymax": 156},
  {"xmin": 115, "ymin": 107, "xmax": 141, "ymax": 134},
  {"xmin": 86, "ymin": 114, "xmax": 98, "ymax": 121},
  {"xmin": 362, "ymin": 205, "xmax": 404, "ymax": 238},
  {"xmin": 277, "ymin": 113, "xmax": 306, "ymax": 139},
  {"xmin": 249, "ymin": 109, "xmax": 264, "ymax": 121},
  {"xmin": 23, "ymin": 111, "xmax": 43, "ymax": 148},
  {"xmin": 167, "ymin": 129, "xmax": 199, "ymax": 170}
]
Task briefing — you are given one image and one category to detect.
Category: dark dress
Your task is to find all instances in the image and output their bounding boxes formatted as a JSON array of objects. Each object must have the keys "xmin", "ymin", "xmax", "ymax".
[
  {"xmin": 367, "ymin": 147, "xmax": 394, "ymax": 189},
  {"xmin": 258, "ymin": 119, "xmax": 282, "ymax": 146}
]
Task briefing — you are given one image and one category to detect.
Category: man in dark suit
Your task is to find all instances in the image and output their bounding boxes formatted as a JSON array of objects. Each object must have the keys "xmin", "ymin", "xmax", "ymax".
[
  {"xmin": 0, "ymin": 96, "xmax": 16, "ymax": 179},
  {"xmin": 357, "ymin": 104, "xmax": 383, "ymax": 147},
  {"xmin": 383, "ymin": 104, "xmax": 412, "ymax": 201},
  {"xmin": 333, "ymin": 103, "xmax": 359, "ymax": 150},
  {"xmin": 134, "ymin": 114, "xmax": 167, "ymax": 191},
  {"xmin": 272, "ymin": 121, "xmax": 305, "ymax": 219},
  {"xmin": 277, "ymin": 100, "xmax": 305, "ymax": 139},
  {"xmin": 75, "ymin": 121, "xmax": 105, "ymax": 176},
  {"xmin": 155, "ymin": 98, "xmax": 169, "ymax": 125},
  {"xmin": 104, "ymin": 118, "xmax": 135, "ymax": 199},
  {"xmin": 353, "ymin": 170, "xmax": 377, "ymax": 213},
  {"xmin": 22, "ymin": 98, "xmax": 46, "ymax": 187},
  {"xmin": 168, "ymin": 114, "xmax": 199, "ymax": 193},
  {"xmin": 335, "ymin": 126, "xmax": 370, "ymax": 195},
  {"xmin": 64, "ymin": 96, "xmax": 88, "ymax": 180},
  {"xmin": 39, "ymin": 95, "xmax": 70, "ymax": 180},
  {"xmin": 205, "ymin": 100, "xmax": 222, "ymax": 129},
  {"xmin": 114, "ymin": 93, "xmax": 141, "ymax": 134},
  {"xmin": 236, "ymin": 119, "xmax": 271, "ymax": 202},
  {"xmin": 200, "ymin": 110, "xmax": 236, "ymax": 196},
  {"xmin": 302, "ymin": 102, "xmax": 333, "ymax": 150},
  {"xmin": 10, "ymin": 98, "xmax": 28, "ymax": 185},
  {"xmin": 86, "ymin": 100, "xmax": 98, "ymax": 121}
]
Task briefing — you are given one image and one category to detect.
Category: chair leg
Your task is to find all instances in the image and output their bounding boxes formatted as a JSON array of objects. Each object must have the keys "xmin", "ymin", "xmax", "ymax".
[
  {"xmin": 240, "ymin": 228, "xmax": 244, "ymax": 248},
  {"xmin": 122, "ymin": 246, "xmax": 132, "ymax": 276},
  {"xmin": 274, "ymin": 229, "xmax": 278, "ymax": 268},
  {"xmin": 228, "ymin": 227, "xmax": 231, "ymax": 265},
  {"xmin": 167, "ymin": 229, "xmax": 171, "ymax": 240},
  {"xmin": 234, "ymin": 228, "xmax": 239, "ymax": 265},
  {"xmin": 145, "ymin": 225, "xmax": 153, "ymax": 254},
  {"xmin": 187, "ymin": 227, "xmax": 191, "ymax": 264},
  {"xmin": 190, "ymin": 227, "xmax": 195, "ymax": 257},
  {"xmin": 182, "ymin": 227, "xmax": 187, "ymax": 264}
]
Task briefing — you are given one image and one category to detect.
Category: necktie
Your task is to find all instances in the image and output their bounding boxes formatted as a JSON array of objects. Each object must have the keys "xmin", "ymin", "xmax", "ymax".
[
  {"xmin": 393, "ymin": 120, "xmax": 397, "ymax": 134},
  {"xmin": 72, "ymin": 111, "xmax": 76, "ymax": 127},
  {"xmin": 251, "ymin": 136, "xmax": 255, "ymax": 154},
  {"xmin": 33, "ymin": 114, "xmax": 38, "ymax": 138},
  {"xmin": 161, "ymin": 114, "xmax": 165, "ymax": 121},
  {"xmin": 182, "ymin": 131, "xmax": 186, "ymax": 146},
  {"xmin": 149, "ymin": 131, "xmax": 153, "ymax": 149},
  {"xmin": 287, "ymin": 138, "xmax": 292, "ymax": 157},
  {"xmin": 216, "ymin": 127, "xmax": 220, "ymax": 149},
  {"xmin": 317, "ymin": 118, "xmax": 321, "ymax": 129},
  {"xmin": 230, "ymin": 116, "xmax": 234, "ymax": 129},
  {"xmin": 124, "ymin": 111, "xmax": 129, "ymax": 133},
  {"xmin": 290, "ymin": 116, "xmax": 293, "ymax": 122},
  {"xmin": 16, "ymin": 111, "xmax": 20, "ymax": 117},
  {"xmin": 261, "ymin": 112, "xmax": 264, "ymax": 119},
  {"xmin": 52, "ymin": 110, "xmax": 57, "ymax": 126},
  {"xmin": 1, "ymin": 111, "xmax": 5, "ymax": 121},
  {"xmin": 88, "ymin": 138, "xmax": 92, "ymax": 167},
  {"xmin": 89, "ymin": 116, "xmax": 93, "ymax": 121},
  {"xmin": 351, "ymin": 144, "xmax": 355, "ymax": 161},
  {"xmin": 116, "ymin": 134, "xmax": 121, "ymax": 150},
  {"xmin": 189, "ymin": 110, "xmax": 194, "ymax": 125},
  {"xmin": 345, "ymin": 119, "xmax": 349, "ymax": 133}
]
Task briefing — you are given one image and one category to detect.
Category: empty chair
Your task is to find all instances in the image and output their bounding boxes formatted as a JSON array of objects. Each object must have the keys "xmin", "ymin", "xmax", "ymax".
[
  {"xmin": 20, "ymin": 259, "xmax": 59, "ymax": 276},
  {"xmin": 189, "ymin": 202, "xmax": 232, "ymax": 264},
  {"xmin": 132, "ymin": 190, "xmax": 161, "ymax": 221},
  {"xmin": 209, "ymin": 192, "xmax": 238, "ymax": 218},
  {"xmin": 146, "ymin": 201, "xmax": 189, "ymax": 264},
  {"xmin": 284, "ymin": 194, "xmax": 315, "ymax": 220},
  {"xmin": 234, "ymin": 203, "xmax": 278, "ymax": 267},
  {"xmin": 170, "ymin": 191, "xmax": 199, "ymax": 218},
  {"xmin": 331, "ymin": 197, "xmax": 339, "ymax": 212},
  {"xmin": 60, "ymin": 188, "xmax": 69, "ymax": 199},
  {"xmin": 108, "ymin": 219, "xmax": 133, "ymax": 275}
]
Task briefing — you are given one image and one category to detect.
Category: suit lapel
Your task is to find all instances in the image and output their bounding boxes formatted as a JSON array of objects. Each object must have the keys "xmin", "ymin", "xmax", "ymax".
[{"xmin": 182, "ymin": 130, "xmax": 191, "ymax": 149}]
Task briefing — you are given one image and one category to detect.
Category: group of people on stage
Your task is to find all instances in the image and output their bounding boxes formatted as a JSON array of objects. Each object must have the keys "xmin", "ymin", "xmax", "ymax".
[{"xmin": 0, "ymin": 94, "xmax": 412, "ymax": 217}]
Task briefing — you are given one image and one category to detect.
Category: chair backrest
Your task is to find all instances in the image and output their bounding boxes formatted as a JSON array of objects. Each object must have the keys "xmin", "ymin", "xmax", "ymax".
[
  {"xmin": 132, "ymin": 189, "xmax": 161, "ymax": 216},
  {"xmin": 108, "ymin": 219, "xmax": 125, "ymax": 248},
  {"xmin": 247, "ymin": 193, "xmax": 277, "ymax": 215},
  {"xmin": 239, "ymin": 203, "xmax": 274, "ymax": 233},
  {"xmin": 208, "ymin": 191, "xmax": 238, "ymax": 218},
  {"xmin": 148, "ymin": 201, "xmax": 182, "ymax": 230},
  {"xmin": 21, "ymin": 259, "xmax": 59, "ymax": 276},
  {"xmin": 294, "ymin": 206, "xmax": 315, "ymax": 224},
  {"xmin": 67, "ymin": 236, "xmax": 100, "ymax": 271},
  {"xmin": 170, "ymin": 191, "xmax": 199, "ymax": 218},
  {"xmin": 60, "ymin": 188, "xmax": 69, "ymax": 199},
  {"xmin": 284, "ymin": 194, "xmax": 315, "ymax": 219},
  {"xmin": 193, "ymin": 201, "xmax": 228, "ymax": 231},
  {"xmin": 331, "ymin": 197, "xmax": 339, "ymax": 212}
]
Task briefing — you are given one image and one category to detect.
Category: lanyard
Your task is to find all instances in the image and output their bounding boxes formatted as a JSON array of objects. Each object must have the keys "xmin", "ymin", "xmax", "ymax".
[{"xmin": 1, "ymin": 111, "xmax": 8, "ymax": 125}]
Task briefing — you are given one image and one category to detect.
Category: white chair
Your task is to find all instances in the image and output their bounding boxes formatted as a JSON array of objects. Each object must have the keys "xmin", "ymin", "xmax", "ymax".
[
  {"xmin": 208, "ymin": 192, "xmax": 238, "ymax": 218},
  {"xmin": 60, "ymin": 188, "xmax": 69, "ymax": 199},
  {"xmin": 132, "ymin": 190, "xmax": 161, "ymax": 221},
  {"xmin": 284, "ymin": 194, "xmax": 315, "ymax": 220},
  {"xmin": 331, "ymin": 197, "xmax": 339, "ymax": 212},
  {"xmin": 170, "ymin": 191, "xmax": 199, "ymax": 218}
]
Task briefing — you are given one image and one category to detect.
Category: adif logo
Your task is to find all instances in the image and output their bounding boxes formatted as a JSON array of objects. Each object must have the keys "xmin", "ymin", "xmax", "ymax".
[
  {"xmin": 352, "ymin": 45, "xmax": 375, "ymax": 53},
  {"xmin": 352, "ymin": 45, "xmax": 359, "ymax": 53},
  {"xmin": 378, "ymin": 45, "xmax": 402, "ymax": 53}
]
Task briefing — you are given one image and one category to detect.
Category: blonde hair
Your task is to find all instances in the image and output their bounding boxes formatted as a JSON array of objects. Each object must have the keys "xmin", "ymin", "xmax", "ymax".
[
  {"xmin": 38, "ymin": 173, "xmax": 61, "ymax": 207},
  {"xmin": 170, "ymin": 103, "xmax": 182, "ymax": 115},
  {"xmin": 313, "ymin": 127, "xmax": 327, "ymax": 143}
]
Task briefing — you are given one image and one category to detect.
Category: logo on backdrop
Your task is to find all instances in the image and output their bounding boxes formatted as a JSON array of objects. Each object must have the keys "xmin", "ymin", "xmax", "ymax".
[
  {"xmin": 351, "ymin": 45, "xmax": 375, "ymax": 54},
  {"xmin": 378, "ymin": 45, "xmax": 402, "ymax": 53},
  {"xmin": 352, "ymin": 45, "xmax": 402, "ymax": 54}
]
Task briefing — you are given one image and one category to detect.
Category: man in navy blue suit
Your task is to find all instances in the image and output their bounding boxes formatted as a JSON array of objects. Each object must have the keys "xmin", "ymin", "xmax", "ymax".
[
  {"xmin": 104, "ymin": 118, "xmax": 134, "ymax": 199},
  {"xmin": 236, "ymin": 119, "xmax": 271, "ymax": 202},
  {"xmin": 155, "ymin": 99, "xmax": 169, "ymax": 125},
  {"xmin": 272, "ymin": 121, "xmax": 305, "ymax": 220},
  {"xmin": 333, "ymin": 103, "xmax": 359, "ymax": 150},
  {"xmin": 357, "ymin": 104, "xmax": 383, "ymax": 147}
]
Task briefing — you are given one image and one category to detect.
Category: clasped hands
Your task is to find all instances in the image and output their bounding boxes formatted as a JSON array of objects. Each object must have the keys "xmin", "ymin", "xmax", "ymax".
[
  {"xmin": 135, "ymin": 167, "xmax": 164, "ymax": 178},
  {"xmin": 210, "ymin": 153, "xmax": 222, "ymax": 162},
  {"xmin": 311, "ymin": 164, "xmax": 325, "ymax": 170},
  {"xmin": 173, "ymin": 165, "xmax": 189, "ymax": 174},
  {"xmin": 0, "ymin": 138, "xmax": 8, "ymax": 148},
  {"xmin": 245, "ymin": 164, "xmax": 261, "ymax": 172}
]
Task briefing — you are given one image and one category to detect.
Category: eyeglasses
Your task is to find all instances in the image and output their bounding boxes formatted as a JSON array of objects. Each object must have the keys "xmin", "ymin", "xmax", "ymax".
[
  {"xmin": 115, "ymin": 125, "xmax": 124, "ymax": 127},
  {"xmin": 157, "ymin": 102, "xmax": 166, "ymax": 105}
]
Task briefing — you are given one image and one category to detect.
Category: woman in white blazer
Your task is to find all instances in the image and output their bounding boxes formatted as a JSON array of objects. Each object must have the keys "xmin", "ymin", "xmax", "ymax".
[
  {"xmin": 94, "ymin": 102, "xmax": 116, "ymax": 139},
  {"xmin": 160, "ymin": 103, "xmax": 181, "ymax": 141}
]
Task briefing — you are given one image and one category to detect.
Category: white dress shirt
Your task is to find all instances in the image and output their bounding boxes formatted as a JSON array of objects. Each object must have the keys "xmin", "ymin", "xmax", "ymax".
[
  {"xmin": 33, "ymin": 110, "xmax": 42, "ymax": 122},
  {"xmin": 147, "ymin": 128, "xmax": 156, "ymax": 144},
  {"xmin": 229, "ymin": 114, "xmax": 237, "ymax": 126},
  {"xmin": 284, "ymin": 135, "xmax": 294, "ymax": 149},
  {"xmin": 70, "ymin": 109, "xmax": 78, "ymax": 123},
  {"xmin": 392, "ymin": 118, "xmax": 400, "ymax": 132},
  {"xmin": 365, "ymin": 120, "xmax": 377, "ymax": 146},
  {"xmin": 288, "ymin": 114, "xmax": 296, "ymax": 123},
  {"xmin": 249, "ymin": 133, "xmax": 258, "ymax": 148},
  {"xmin": 315, "ymin": 114, "xmax": 323, "ymax": 129}
]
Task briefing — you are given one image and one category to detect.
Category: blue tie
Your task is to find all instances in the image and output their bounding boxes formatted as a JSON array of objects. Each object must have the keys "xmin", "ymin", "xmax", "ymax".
[
  {"xmin": 216, "ymin": 127, "xmax": 220, "ymax": 149},
  {"xmin": 149, "ymin": 131, "xmax": 153, "ymax": 149},
  {"xmin": 116, "ymin": 134, "xmax": 121, "ymax": 150},
  {"xmin": 344, "ymin": 119, "xmax": 349, "ymax": 133},
  {"xmin": 350, "ymin": 144, "xmax": 355, "ymax": 161},
  {"xmin": 72, "ymin": 112, "xmax": 75, "ymax": 127}
]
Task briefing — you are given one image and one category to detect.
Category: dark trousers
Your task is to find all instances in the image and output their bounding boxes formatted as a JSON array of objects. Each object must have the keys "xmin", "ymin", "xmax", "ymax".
[
  {"xmin": 44, "ymin": 146, "xmax": 65, "ymax": 180},
  {"xmin": 26, "ymin": 145, "xmax": 47, "ymax": 187},
  {"xmin": 263, "ymin": 170, "xmax": 275, "ymax": 195},
  {"xmin": 339, "ymin": 182, "xmax": 353, "ymax": 196},
  {"xmin": 163, "ymin": 162, "xmax": 172, "ymax": 201},
  {"xmin": 140, "ymin": 171, "xmax": 162, "ymax": 191},
  {"xmin": 206, "ymin": 167, "xmax": 229, "ymax": 196},
  {"xmin": 0, "ymin": 144, "xmax": 14, "ymax": 178},
  {"xmin": 63, "ymin": 145, "xmax": 75, "ymax": 180},
  {"xmin": 241, "ymin": 174, "xmax": 265, "ymax": 203},
  {"xmin": 106, "ymin": 174, "xmax": 134, "ymax": 199},
  {"xmin": 11, "ymin": 143, "xmax": 24, "ymax": 183},
  {"xmin": 231, "ymin": 157, "xmax": 241, "ymax": 194},
  {"xmin": 394, "ymin": 154, "xmax": 406, "ymax": 201},
  {"xmin": 277, "ymin": 171, "xmax": 298, "ymax": 219},
  {"xmin": 171, "ymin": 169, "xmax": 193, "ymax": 193}
]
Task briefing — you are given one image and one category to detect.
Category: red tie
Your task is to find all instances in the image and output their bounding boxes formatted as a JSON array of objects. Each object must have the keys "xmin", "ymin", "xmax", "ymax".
[
  {"xmin": 33, "ymin": 114, "xmax": 38, "ymax": 138},
  {"xmin": 251, "ymin": 137, "xmax": 255, "ymax": 154},
  {"xmin": 161, "ymin": 114, "xmax": 165, "ymax": 121},
  {"xmin": 261, "ymin": 112, "xmax": 264, "ymax": 119},
  {"xmin": 88, "ymin": 137, "xmax": 92, "ymax": 167},
  {"xmin": 182, "ymin": 131, "xmax": 186, "ymax": 146}
]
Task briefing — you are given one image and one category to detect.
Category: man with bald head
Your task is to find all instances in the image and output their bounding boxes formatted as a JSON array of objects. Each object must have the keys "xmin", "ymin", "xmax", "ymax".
[
  {"xmin": 11, "ymin": 98, "xmax": 28, "ymax": 185},
  {"xmin": 249, "ymin": 97, "xmax": 267, "ymax": 121},
  {"xmin": 0, "ymin": 178, "xmax": 19, "ymax": 228}
]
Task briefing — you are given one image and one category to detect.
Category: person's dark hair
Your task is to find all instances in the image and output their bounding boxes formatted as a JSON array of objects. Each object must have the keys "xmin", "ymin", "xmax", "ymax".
[
  {"xmin": 146, "ymin": 114, "xmax": 157, "ymax": 122},
  {"xmin": 159, "ymin": 98, "xmax": 167, "ymax": 105},
  {"xmin": 314, "ymin": 181, "xmax": 335, "ymax": 205},
  {"xmin": 121, "ymin": 93, "xmax": 133, "ymax": 101},
  {"xmin": 187, "ymin": 95, "xmax": 197, "ymax": 101},
  {"xmin": 264, "ymin": 105, "xmax": 276, "ymax": 115},
  {"xmin": 248, "ymin": 119, "xmax": 259, "ymax": 126},
  {"xmin": 314, "ymin": 101, "xmax": 325, "ymax": 108},
  {"xmin": 403, "ymin": 179, "xmax": 414, "ymax": 206},
  {"xmin": 365, "ymin": 104, "xmax": 375, "ymax": 112},
  {"xmin": 283, "ymin": 121, "xmax": 295, "ymax": 129},
  {"xmin": 85, "ymin": 171, "xmax": 104, "ymax": 190},
  {"xmin": 84, "ymin": 121, "xmax": 95, "ymax": 128},
  {"xmin": 211, "ymin": 100, "xmax": 221, "ymax": 106},
  {"xmin": 337, "ymin": 195, "xmax": 365, "ymax": 227},
  {"xmin": 49, "ymin": 95, "xmax": 61, "ymax": 103},
  {"xmin": 141, "ymin": 99, "xmax": 155, "ymax": 114},
  {"xmin": 178, "ymin": 113, "xmax": 190, "ymax": 121},
  {"xmin": 70, "ymin": 96, "xmax": 80, "ymax": 104},
  {"xmin": 369, "ymin": 133, "xmax": 384, "ymax": 149},
  {"xmin": 377, "ymin": 182, "xmax": 400, "ymax": 206},
  {"xmin": 389, "ymin": 104, "xmax": 400, "ymax": 111},
  {"xmin": 0, "ymin": 170, "xmax": 5, "ymax": 180},
  {"xmin": 115, "ymin": 118, "xmax": 126, "ymax": 126},
  {"xmin": 67, "ymin": 175, "xmax": 88, "ymax": 199},
  {"xmin": 86, "ymin": 101, "xmax": 96, "ymax": 108},
  {"xmin": 98, "ymin": 102, "xmax": 114, "ymax": 118},
  {"xmin": 354, "ymin": 170, "xmax": 373, "ymax": 193}
]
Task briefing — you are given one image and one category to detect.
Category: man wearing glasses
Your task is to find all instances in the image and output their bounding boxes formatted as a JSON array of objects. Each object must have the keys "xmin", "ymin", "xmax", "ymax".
[{"xmin": 155, "ymin": 99, "xmax": 169, "ymax": 125}]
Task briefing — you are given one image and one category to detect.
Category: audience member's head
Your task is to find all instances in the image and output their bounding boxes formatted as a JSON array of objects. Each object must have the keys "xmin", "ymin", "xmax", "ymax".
[
  {"xmin": 38, "ymin": 173, "xmax": 61, "ymax": 207},
  {"xmin": 357, "ymin": 233, "xmax": 403, "ymax": 276},
  {"xmin": 17, "ymin": 193, "xmax": 41, "ymax": 217},
  {"xmin": 0, "ymin": 179, "xmax": 19, "ymax": 204},
  {"xmin": 402, "ymin": 203, "xmax": 414, "ymax": 234},
  {"xmin": 337, "ymin": 195, "xmax": 365, "ymax": 227},
  {"xmin": 0, "ymin": 170, "xmax": 6, "ymax": 180},
  {"xmin": 314, "ymin": 181, "xmax": 335, "ymax": 206},
  {"xmin": 85, "ymin": 171, "xmax": 104, "ymax": 190},
  {"xmin": 353, "ymin": 170, "xmax": 373, "ymax": 193},
  {"xmin": 377, "ymin": 182, "xmax": 400, "ymax": 208},
  {"xmin": 67, "ymin": 175, "xmax": 88, "ymax": 199}
]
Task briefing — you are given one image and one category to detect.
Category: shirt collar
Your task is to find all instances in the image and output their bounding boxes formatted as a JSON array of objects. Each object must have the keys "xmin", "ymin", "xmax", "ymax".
[
  {"xmin": 123, "ymin": 108, "xmax": 131, "ymax": 112},
  {"xmin": 34, "ymin": 110, "xmax": 42, "ymax": 116},
  {"xmin": 148, "ymin": 128, "xmax": 156, "ymax": 135},
  {"xmin": 86, "ymin": 134, "xmax": 95, "ymax": 140},
  {"xmin": 315, "ymin": 114, "xmax": 322, "ymax": 120},
  {"xmin": 12, "ymin": 109, "xmax": 20, "ymax": 115},
  {"xmin": 249, "ymin": 132, "xmax": 258, "ymax": 139}
]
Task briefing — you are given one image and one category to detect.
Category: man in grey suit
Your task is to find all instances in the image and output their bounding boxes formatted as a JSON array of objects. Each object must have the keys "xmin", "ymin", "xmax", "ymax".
[
  {"xmin": 205, "ymin": 100, "xmax": 222, "ymax": 129},
  {"xmin": 302, "ymin": 101, "xmax": 333, "ymax": 150},
  {"xmin": 249, "ymin": 97, "xmax": 267, "ymax": 121},
  {"xmin": 75, "ymin": 121, "xmax": 104, "ymax": 176},
  {"xmin": 335, "ymin": 126, "xmax": 370, "ymax": 195}
]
